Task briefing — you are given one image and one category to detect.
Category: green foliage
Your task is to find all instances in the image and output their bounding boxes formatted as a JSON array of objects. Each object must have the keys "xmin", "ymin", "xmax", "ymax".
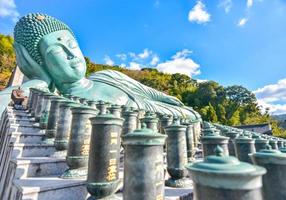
[
  {"xmin": 272, "ymin": 120, "xmax": 286, "ymax": 138},
  {"xmin": 0, "ymin": 34, "xmax": 16, "ymax": 90},
  {"xmin": 200, "ymin": 103, "xmax": 218, "ymax": 122}
]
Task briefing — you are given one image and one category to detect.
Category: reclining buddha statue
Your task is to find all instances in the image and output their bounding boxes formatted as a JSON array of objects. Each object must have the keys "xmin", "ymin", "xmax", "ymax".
[{"xmin": 0, "ymin": 13, "xmax": 201, "ymax": 122}]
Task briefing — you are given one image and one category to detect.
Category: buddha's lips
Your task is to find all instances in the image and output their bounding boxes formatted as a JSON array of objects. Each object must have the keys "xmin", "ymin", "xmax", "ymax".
[{"xmin": 70, "ymin": 59, "xmax": 83, "ymax": 68}]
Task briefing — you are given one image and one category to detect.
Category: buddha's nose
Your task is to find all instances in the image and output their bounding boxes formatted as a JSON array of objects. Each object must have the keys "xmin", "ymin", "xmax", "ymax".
[{"xmin": 67, "ymin": 55, "xmax": 75, "ymax": 60}]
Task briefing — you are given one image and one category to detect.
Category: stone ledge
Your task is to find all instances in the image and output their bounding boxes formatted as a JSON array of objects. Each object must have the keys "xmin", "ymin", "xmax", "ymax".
[
  {"xmin": 10, "ymin": 143, "xmax": 54, "ymax": 147},
  {"xmin": 10, "ymin": 132, "xmax": 45, "ymax": 136},
  {"xmin": 165, "ymin": 186, "xmax": 193, "ymax": 200},
  {"xmin": 12, "ymin": 177, "xmax": 87, "ymax": 194},
  {"xmin": 11, "ymin": 157, "xmax": 66, "ymax": 165}
]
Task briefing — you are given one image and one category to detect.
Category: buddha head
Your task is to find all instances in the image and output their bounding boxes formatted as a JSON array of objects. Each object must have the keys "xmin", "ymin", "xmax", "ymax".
[{"xmin": 14, "ymin": 13, "xmax": 86, "ymax": 89}]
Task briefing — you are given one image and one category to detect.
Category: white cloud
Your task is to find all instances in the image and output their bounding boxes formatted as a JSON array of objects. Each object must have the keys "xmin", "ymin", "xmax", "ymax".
[
  {"xmin": 237, "ymin": 18, "xmax": 248, "ymax": 26},
  {"xmin": 188, "ymin": 1, "xmax": 211, "ymax": 24},
  {"xmin": 254, "ymin": 79, "xmax": 286, "ymax": 115},
  {"xmin": 156, "ymin": 49, "xmax": 200, "ymax": 77},
  {"xmin": 104, "ymin": 55, "xmax": 115, "ymax": 66},
  {"xmin": 104, "ymin": 49, "xmax": 201, "ymax": 77},
  {"xmin": 126, "ymin": 49, "xmax": 159, "ymax": 67},
  {"xmin": 116, "ymin": 53, "xmax": 127, "ymax": 61},
  {"xmin": 128, "ymin": 49, "xmax": 153, "ymax": 60},
  {"xmin": 257, "ymin": 100, "xmax": 286, "ymax": 115},
  {"xmin": 150, "ymin": 55, "xmax": 159, "ymax": 66},
  {"xmin": 129, "ymin": 62, "xmax": 141, "ymax": 70},
  {"xmin": 172, "ymin": 49, "xmax": 192, "ymax": 59},
  {"xmin": 196, "ymin": 79, "xmax": 208, "ymax": 83},
  {"xmin": 138, "ymin": 49, "xmax": 151, "ymax": 59},
  {"xmin": 254, "ymin": 79, "xmax": 286, "ymax": 102},
  {"xmin": 0, "ymin": 0, "xmax": 19, "ymax": 22},
  {"xmin": 237, "ymin": 0, "xmax": 264, "ymax": 27},
  {"xmin": 247, "ymin": 0, "xmax": 254, "ymax": 8},
  {"xmin": 119, "ymin": 63, "xmax": 126, "ymax": 68},
  {"xmin": 218, "ymin": 0, "xmax": 233, "ymax": 13},
  {"xmin": 128, "ymin": 52, "xmax": 136, "ymax": 58}
]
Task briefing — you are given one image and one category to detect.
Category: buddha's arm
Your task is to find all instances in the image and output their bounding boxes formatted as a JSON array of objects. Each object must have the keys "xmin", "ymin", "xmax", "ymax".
[
  {"xmin": 90, "ymin": 70, "xmax": 184, "ymax": 106},
  {"xmin": 140, "ymin": 84, "xmax": 184, "ymax": 106}
]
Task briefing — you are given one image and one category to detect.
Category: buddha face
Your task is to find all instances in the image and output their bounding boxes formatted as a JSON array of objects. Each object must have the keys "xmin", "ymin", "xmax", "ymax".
[{"xmin": 39, "ymin": 30, "xmax": 86, "ymax": 83}]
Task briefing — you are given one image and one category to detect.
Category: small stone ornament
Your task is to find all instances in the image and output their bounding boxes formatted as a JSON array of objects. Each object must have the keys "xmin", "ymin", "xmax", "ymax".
[
  {"xmin": 250, "ymin": 144, "xmax": 286, "ymax": 200},
  {"xmin": 87, "ymin": 111, "xmax": 124, "ymax": 200},
  {"xmin": 187, "ymin": 146, "xmax": 266, "ymax": 200},
  {"xmin": 44, "ymin": 96, "xmax": 67, "ymax": 144},
  {"xmin": 234, "ymin": 134, "xmax": 255, "ymax": 163},
  {"xmin": 108, "ymin": 104, "xmax": 122, "ymax": 118},
  {"xmin": 141, "ymin": 111, "xmax": 159, "ymax": 131},
  {"xmin": 122, "ymin": 124, "xmax": 167, "ymax": 200},
  {"xmin": 201, "ymin": 128, "xmax": 229, "ymax": 157},
  {"xmin": 39, "ymin": 92, "xmax": 55, "ymax": 129},
  {"xmin": 61, "ymin": 105, "xmax": 97, "ymax": 178},
  {"xmin": 159, "ymin": 114, "xmax": 173, "ymax": 134},
  {"xmin": 52, "ymin": 101, "xmax": 80, "ymax": 157},
  {"xmin": 254, "ymin": 136, "xmax": 269, "ymax": 152},
  {"xmin": 225, "ymin": 130, "xmax": 239, "ymax": 156},
  {"xmin": 96, "ymin": 100, "xmax": 108, "ymax": 115},
  {"xmin": 165, "ymin": 118, "xmax": 191, "ymax": 188},
  {"xmin": 269, "ymin": 138, "xmax": 278, "ymax": 150},
  {"xmin": 122, "ymin": 109, "xmax": 138, "ymax": 135}
]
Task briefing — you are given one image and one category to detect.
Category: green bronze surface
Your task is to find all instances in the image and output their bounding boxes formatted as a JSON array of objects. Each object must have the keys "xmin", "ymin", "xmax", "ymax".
[
  {"xmin": 122, "ymin": 125, "xmax": 166, "ymax": 200},
  {"xmin": 186, "ymin": 146, "xmax": 266, "ymax": 190},
  {"xmin": 251, "ymin": 145, "xmax": 286, "ymax": 200},
  {"xmin": 122, "ymin": 124, "xmax": 166, "ymax": 146},
  {"xmin": 0, "ymin": 13, "xmax": 201, "ymax": 121}
]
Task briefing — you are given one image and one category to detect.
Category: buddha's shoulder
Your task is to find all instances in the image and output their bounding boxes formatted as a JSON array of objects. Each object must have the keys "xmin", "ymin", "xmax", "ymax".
[
  {"xmin": 89, "ymin": 69, "xmax": 130, "ymax": 80},
  {"xmin": 91, "ymin": 69, "xmax": 126, "ymax": 76}
]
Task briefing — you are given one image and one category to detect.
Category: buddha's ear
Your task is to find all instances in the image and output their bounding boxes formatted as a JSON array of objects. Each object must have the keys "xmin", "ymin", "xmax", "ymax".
[{"xmin": 14, "ymin": 42, "xmax": 52, "ymax": 85}]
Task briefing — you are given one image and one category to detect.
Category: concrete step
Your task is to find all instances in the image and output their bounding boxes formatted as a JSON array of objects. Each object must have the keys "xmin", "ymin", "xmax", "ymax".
[
  {"xmin": 9, "ymin": 177, "xmax": 192, "ymax": 200},
  {"xmin": 9, "ymin": 120, "xmax": 39, "ymax": 126},
  {"xmin": 8, "ymin": 115, "xmax": 35, "ymax": 121},
  {"xmin": 7, "ymin": 119, "xmax": 38, "ymax": 127},
  {"xmin": 10, "ymin": 177, "xmax": 88, "ymax": 200},
  {"xmin": 9, "ymin": 125, "xmax": 44, "ymax": 134},
  {"xmin": 8, "ymin": 110, "xmax": 29, "ymax": 115},
  {"xmin": 165, "ymin": 187, "xmax": 193, "ymax": 200},
  {"xmin": 11, "ymin": 132, "xmax": 44, "ymax": 144},
  {"xmin": 12, "ymin": 157, "xmax": 68, "ymax": 178},
  {"xmin": 11, "ymin": 144, "xmax": 55, "ymax": 158},
  {"xmin": 8, "ymin": 112, "xmax": 32, "ymax": 118}
]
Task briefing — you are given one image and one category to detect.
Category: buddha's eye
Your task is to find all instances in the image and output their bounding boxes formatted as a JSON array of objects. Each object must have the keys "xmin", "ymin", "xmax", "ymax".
[
  {"xmin": 67, "ymin": 40, "xmax": 78, "ymax": 49},
  {"xmin": 49, "ymin": 46, "xmax": 64, "ymax": 54}
]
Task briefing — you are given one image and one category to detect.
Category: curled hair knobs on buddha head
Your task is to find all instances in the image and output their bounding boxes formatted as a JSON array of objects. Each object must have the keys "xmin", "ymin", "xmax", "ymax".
[{"xmin": 14, "ymin": 13, "xmax": 74, "ymax": 65}]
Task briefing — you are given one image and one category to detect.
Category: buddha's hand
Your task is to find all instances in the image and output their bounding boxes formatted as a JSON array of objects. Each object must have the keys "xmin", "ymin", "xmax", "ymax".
[{"xmin": 163, "ymin": 95, "xmax": 184, "ymax": 106}]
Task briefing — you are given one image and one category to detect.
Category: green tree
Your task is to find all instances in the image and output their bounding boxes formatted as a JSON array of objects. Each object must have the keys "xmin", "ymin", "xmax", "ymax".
[
  {"xmin": 228, "ymin": 109, "xmax": 240, "ymax": 125},
  {"xmin": 216, "ymin": 104, "xmax": 227, "ymax": 124},
  {"xmin": 0, "ymin": 34, "xmax": 16, "ymax": 90}
]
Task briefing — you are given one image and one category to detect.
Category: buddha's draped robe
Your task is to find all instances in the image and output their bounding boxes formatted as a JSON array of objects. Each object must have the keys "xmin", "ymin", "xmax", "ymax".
[{"xmin": 89, "ymin": 70, "xmax": 201, "ymax": 120}]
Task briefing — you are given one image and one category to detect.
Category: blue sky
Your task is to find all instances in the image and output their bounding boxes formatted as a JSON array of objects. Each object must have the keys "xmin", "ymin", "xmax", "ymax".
[{"xmin": 1, "ymin": 0, "xmax": 286, "ymax": 114}]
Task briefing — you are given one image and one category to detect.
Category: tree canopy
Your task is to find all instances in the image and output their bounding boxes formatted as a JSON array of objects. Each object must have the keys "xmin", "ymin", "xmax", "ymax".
[{"xmin": 0, "ymin": 34, "xmax": 16, "ymax": 89}]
